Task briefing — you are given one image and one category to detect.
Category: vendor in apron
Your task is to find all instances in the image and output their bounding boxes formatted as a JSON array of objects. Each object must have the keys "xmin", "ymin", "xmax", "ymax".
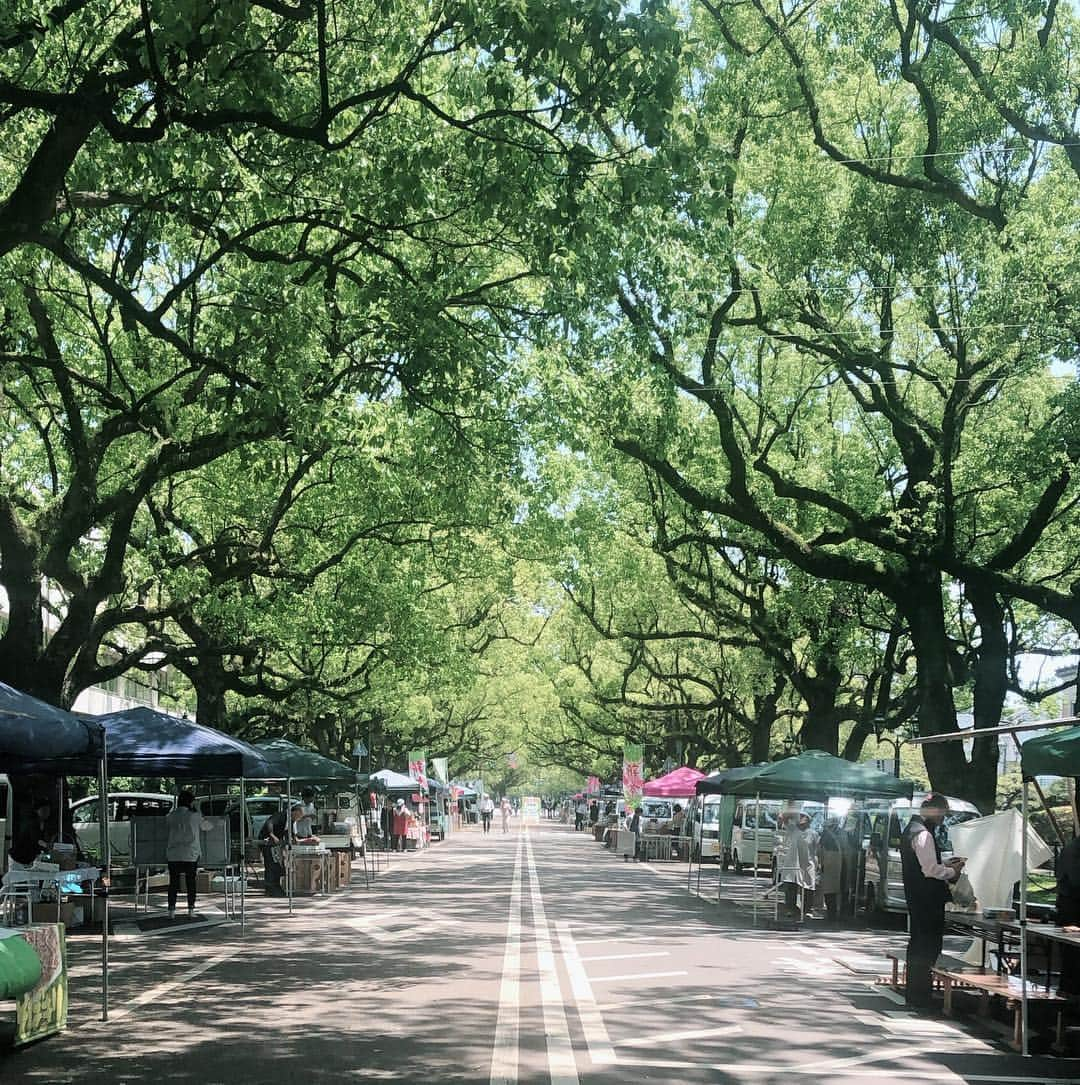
[{"xmin": 258, "ymin": 802, "xmax": 305, "ymax": 897}]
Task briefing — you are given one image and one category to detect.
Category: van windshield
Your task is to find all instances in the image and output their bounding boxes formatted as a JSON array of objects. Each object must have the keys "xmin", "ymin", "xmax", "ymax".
[
  {"xmin": 744, "ymin": 806, "xmax": 778, "ymax": 830},
  {"xmin": 702, "ymin": 802, "xmax": 721, "ymax": 825},
  {"xmin": 641, "ymin": 800, "xmax": 672, "ymax": 820}
]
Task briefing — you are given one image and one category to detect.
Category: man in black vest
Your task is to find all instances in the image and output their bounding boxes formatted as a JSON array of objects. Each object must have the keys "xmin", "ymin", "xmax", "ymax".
[{"xmin": 899, "ymin": 793, "xmax": 966, "ymax": 1008}]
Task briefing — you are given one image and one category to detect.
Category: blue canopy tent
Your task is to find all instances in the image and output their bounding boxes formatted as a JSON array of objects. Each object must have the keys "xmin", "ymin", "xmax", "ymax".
[{"xmin": 95, "ymin": 707, "xmax": 279, "ymax": 928}]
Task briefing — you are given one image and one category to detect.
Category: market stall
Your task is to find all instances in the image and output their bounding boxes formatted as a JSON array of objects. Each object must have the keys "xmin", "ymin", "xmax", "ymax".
[
  {"xmin": 254, "ymin": 738, "xmax": 372, "ymax": 899},
  {"xmin": 0, "ymin": 683, "xmax": 108, "ymax": 1022},
  {"xmin": 1018, "ymin": 722, "xmax": 1080, "ymax": 1055},
  {"xmin": 691, "ymin": 751, "xmax": 913, "ymax": 922},
  {"xmin": 92, "ymin": 706, "xmax": 276, "ymax": 935},
  {"xmin": 372, "ymin": 769, "xmax": 430, "ymax": 849}
]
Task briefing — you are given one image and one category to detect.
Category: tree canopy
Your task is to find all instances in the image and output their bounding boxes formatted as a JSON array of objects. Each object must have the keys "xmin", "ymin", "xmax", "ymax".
[{"xmin": 0, "ymin": 1, "xmax": 1076, "ymax": 808}]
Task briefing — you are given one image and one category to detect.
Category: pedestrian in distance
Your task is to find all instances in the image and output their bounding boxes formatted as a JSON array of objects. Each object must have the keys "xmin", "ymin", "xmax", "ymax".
[
  {"xmin": 391, "ymin": 798, "xmax": 409, "ymax": 851},
  {"xmin": 501, "ymin": 796, "xmax": 511, "ymax": 833},
  {"xmin": 164, "ymin": 790, "xmax": 213, "ymax": 920},
  {"xmin": 480, "ymin": 794, "xmax": 495, "ymax": 833},
  {"xmin": 628, "ymin": 804, "xmax": 642, "ymax": 861},
  {"xmin": 574, "ymin": 797, "xmax": 587, "ymax": 831},
  {"xmin": 900, "ymin": 793, "xmax": 965, "ymax": 1009}
]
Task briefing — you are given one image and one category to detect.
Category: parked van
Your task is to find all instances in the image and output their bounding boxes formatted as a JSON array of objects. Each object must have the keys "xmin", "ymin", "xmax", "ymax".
[
  {"xmin": 682, "ymin": 794, "xmax": 731, "ymax": 862},
  {"xmin": 70, "ymin": 792, "xmax": 176, "ymax": 864},
  {"xmin": 639, "ymin": 797, "xmax": 675, "ymax": 834},
  {"xmin": 727, "ymin": 798, "xmax": 785, "ymax": 872},
  {"xmin": 850, "ymin": 793, "xmax": 981, "ymax": 913}
]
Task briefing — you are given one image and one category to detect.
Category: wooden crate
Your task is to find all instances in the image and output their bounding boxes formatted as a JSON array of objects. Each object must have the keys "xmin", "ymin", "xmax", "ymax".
[{"xmin": 292, "ymin": 855, "xmax": 323, "ymax": 896}]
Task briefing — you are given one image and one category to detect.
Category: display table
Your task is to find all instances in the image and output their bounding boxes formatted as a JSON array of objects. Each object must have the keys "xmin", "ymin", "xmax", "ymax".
[{"xmin": 2, "ymin": 867, "xmax": 101, "ymax": 928}]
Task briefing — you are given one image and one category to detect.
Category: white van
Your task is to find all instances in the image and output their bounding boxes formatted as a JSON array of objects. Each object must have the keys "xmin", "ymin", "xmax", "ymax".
[
  {"xmin": 853, "ymin": 793, "xmax": 981, "ymax": 913},
  {"xmin": 728, "ymin": 798, "xmax": 784, "ymax": 872},
  {"xmin": 682, "ymin": 794, "xmax": 727, "ymax": 861},
  {"xmin": 71, "ymin": 792, "xmax": 176, "ymax": 864},
  {"xmin": 639, "ymin": 797, "xmax": 675, "ymax": 835}
]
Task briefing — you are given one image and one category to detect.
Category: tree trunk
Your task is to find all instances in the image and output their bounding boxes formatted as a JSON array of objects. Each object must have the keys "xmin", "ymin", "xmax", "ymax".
[
  {"xmin": 901, "ymin": 567, "xmax": 970, "ymax": 799},
  {"xmin": 799, "ymin": 663, "xmax": 843, "ymax": 755},
  {"xmin": 966, "ymin": 585, "xmax": 1008, "ymax": 813}
]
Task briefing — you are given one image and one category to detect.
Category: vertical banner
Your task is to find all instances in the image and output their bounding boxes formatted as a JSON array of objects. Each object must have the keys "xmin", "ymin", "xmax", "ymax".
[
  {"xmin": 408, "ymin": 749, "xmax": 428, "ymax": 792},
  {"xmin": 587, "ymin": 775, "xmax": 600, "ymax": 796},
  {"xmin": 431, "ymin": 756, "xmax": 449, "ymax": 783},
  {"xmin": 622, "ymin": 743, "xmax": 644, "ymax": 810}
]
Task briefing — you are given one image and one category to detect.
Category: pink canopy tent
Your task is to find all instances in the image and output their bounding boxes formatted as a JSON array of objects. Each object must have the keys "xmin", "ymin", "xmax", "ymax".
[{"xmin": 642, "ymin": 766, "xmax": 705, "ymax": 798}]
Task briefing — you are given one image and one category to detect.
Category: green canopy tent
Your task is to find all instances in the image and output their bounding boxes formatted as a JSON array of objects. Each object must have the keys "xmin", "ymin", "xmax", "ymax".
[
  {"xmin": 1020, "ymin": 725, "xmax": 1080, "ymax": 779},
  {"xmin": 712, "ymin": 750, "xmax": 913, "ymax": 802},
  {"xmin": 254, "ymin": 739, "xmax": 372, "ymax": 892}
]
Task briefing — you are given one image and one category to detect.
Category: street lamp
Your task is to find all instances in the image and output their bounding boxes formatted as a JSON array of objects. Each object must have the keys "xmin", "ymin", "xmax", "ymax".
[{"xmin": 872, "ymin": 717, "xmax": 904, "ymax": 778}]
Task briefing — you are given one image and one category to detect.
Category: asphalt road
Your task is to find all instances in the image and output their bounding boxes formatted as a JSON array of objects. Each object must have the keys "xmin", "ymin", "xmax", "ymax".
[{"xmin": 2, "ymin": 821, "xmax": 1078, "ymax": 1084}]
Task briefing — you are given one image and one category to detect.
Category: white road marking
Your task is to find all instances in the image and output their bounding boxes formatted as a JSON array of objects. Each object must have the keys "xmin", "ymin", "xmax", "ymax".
[
  {"xmin": 524, "ymin": 830, "xmax": 580, "ymax": 1085},
  {"xmin": 83, "ymin": 945, "xmax": 242, "ymax": 1024},
  {"xmin": 490, "ymin": 832, "xmax": 524, "ymax": 1085},
  {"xmin": 579, "ymin": 950, "xmax": 670, "ymax": 963},
  {"xmin": 617, "ymin": 1025, "xmax": 742, "ymax": 1046},
  {"xmin": 588, "ymin": 970, "xmax": 688, "ymax": 983},
  {"xmin": 556, "ymin": 922, "xmax": 616, "ymax": 1066}
]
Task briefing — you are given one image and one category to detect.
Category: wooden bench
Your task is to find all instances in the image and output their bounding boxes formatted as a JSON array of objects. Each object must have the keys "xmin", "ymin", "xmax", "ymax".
[{"xmin": 932, "ymin": 966, "xmax": 1069, "ymax": 1053}]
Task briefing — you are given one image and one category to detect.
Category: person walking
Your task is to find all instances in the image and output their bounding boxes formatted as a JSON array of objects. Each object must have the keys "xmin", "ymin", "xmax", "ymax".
[
  {"xmin": 501, "ymin": 797, "xmax": 511, "ymax": 834},
  {"xmin": 574, "ymin": 797, "xmax": 587, "ymax": 831},
  {"xmin": 480, "ymin": 794, "xmax": 495, "ymax": 834},
  {"xmin": 164, "ymin": 790, "xmax": 212, "ymax": 920},
  {"xmin": 900, "ymin": 793, "xmax": 965, "ymax": 1009}
]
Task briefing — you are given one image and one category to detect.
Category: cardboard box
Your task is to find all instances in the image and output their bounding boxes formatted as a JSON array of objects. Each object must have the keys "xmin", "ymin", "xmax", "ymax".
[
  {"xmin": 335, "ymin": 851, "xmax": 351, "ymax": 889},
  {"xmin": 32, "ymin": 900, "xmax": 78, "ymax": 927}
]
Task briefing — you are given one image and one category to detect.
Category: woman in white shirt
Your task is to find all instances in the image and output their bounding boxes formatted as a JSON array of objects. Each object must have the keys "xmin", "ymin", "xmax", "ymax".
[{"xmin": 164, "ymin": 791, "xmax": 212, "ymax": 920}]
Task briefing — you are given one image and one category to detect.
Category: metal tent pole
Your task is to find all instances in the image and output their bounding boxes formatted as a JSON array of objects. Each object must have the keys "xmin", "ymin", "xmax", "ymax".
[
  {"xmin": 1020, "ymin": 779, "xmax": 1029, "ymax": 1057},
  {"xmin": 239, "ymin": 778, "xmax": 246, "ymax": 935},
  {"xmin": 753, "ymin": 793, "xmax": 761, "ymax": 927},
  {"xmin": 286, "ymin": 778, "xmax": 293, "ymax": 914},
  {"xmin": 98, "ymin": 733, "xmax": 110, "ymax": 1021}
]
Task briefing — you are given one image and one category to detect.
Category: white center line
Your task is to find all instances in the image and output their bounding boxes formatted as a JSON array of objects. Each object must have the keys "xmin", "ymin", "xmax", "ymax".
[
  {"xmin": 489, "ymin": 833, "xmax": 524, "ymax": 1085},
  {"xmin": 524, "ymin": 830, "xmax": 580, "ymax": 1085},
  {"xmin": 556, "ymin": 922, "xmax": 616, "ymax": 1066}
]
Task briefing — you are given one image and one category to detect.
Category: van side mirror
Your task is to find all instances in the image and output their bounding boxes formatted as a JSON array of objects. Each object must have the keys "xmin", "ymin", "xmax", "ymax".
[{"xmin": 870, "ymin": 832, "xmax": 883, "ymax": 849}]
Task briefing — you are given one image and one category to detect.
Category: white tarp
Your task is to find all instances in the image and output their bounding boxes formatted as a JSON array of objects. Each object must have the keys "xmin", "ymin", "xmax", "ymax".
[{"xmin": 949, "ymin": 809, "xmax": 1052, "ymax": 911}]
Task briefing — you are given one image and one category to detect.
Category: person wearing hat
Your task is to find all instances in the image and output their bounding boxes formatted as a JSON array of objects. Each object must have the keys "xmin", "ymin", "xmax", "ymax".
[
  {"xmin": 900, "ymin": 793, "xmax": 966, "ymax": 1008},
  {"xmin": 391, "ymin": 798, "xmax": 409, "ymax": 851},
  {"xmin": 258, "ymin": 801, "xmax": 306, "ymax": 896}
]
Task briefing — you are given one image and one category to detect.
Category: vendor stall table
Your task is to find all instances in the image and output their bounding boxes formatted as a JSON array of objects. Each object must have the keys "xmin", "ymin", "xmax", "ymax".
[{"xmin": 2, "ymin": 867, "xmax": 101, "ymax": 928}]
